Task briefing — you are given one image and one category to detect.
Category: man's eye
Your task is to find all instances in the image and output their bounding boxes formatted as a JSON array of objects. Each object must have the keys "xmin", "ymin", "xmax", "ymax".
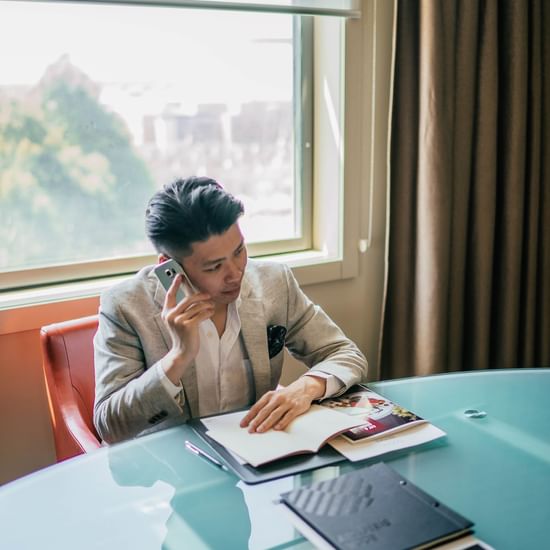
[{"xmin": 206, "ymin": 264, "xmax": 222, "ymax": 272}]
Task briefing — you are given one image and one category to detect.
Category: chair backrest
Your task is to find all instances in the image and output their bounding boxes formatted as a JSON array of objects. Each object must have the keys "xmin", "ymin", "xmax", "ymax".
[{"xmin": 40, "ymin": 315, "xmax": 101, "ymax": 462}]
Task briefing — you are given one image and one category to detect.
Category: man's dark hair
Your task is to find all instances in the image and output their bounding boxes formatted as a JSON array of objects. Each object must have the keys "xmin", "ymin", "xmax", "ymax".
[{"xmin": 145, "ymin": 176, "xmax": 244, "ymax": 258}]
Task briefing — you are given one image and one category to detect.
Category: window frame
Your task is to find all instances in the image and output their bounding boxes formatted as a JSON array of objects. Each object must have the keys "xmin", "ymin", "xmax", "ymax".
[
  {"xmin": 0, "ymin": 4, "xmax": 315, "ymax": 291},
  {"xmin": 0, "ymin": 6, "xmax": 364, "ymax": 305}
]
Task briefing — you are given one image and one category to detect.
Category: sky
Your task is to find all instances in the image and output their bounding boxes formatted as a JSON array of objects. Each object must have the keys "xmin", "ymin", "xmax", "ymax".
[{"xmin": 0, "ymin": 1, "xmax": 293, "ymax": 103}]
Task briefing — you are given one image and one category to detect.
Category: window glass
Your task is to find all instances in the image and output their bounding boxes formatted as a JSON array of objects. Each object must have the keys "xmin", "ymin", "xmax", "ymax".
[{"xmin": 0, "ymin": 2, "xmax": 299, "ymax": 273}]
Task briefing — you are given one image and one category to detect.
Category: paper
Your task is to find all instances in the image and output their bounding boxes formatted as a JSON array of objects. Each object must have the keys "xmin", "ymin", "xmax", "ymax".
[
  {"xmin": 201, "ymin": 412, "xmax": 249, "ymax": 465},
  {"xmin": 328, "ymin": 422, "xmax": 446, "ymax": 461},
  {"xmin": 203, "ymin": 405, "xmax": 365, "ymax": 468}
]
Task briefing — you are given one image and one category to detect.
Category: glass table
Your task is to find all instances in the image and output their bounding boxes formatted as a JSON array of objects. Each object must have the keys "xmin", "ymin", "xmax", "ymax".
[{"xmin": 1, "ymin": 369, "xmax": 549, "ymax": 549}]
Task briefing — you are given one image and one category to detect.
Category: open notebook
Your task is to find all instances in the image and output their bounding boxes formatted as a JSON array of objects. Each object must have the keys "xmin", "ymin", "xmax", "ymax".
[{"xmin": 188, "ymin": 386, "xmax": 446, "ymax": 483}]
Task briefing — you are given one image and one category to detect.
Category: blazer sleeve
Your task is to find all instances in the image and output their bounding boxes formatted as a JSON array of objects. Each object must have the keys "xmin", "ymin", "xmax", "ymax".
[
  {"xmin": 93, "ymin": 292, "xmax": 184, "ymax": 444},
  {"xmin": 281, "ymin": 265, "xmax": 367, "ymax": 393}
]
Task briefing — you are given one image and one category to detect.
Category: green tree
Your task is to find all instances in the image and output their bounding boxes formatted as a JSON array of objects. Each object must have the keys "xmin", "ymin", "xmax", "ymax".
[{"xmin": 0, "ymin": 66, "xmax": 155, "ymax": 271}]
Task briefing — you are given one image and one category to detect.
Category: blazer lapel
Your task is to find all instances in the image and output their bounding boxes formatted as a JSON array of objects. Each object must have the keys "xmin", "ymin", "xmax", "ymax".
[
  {"xmin": 238, "ymin": 278, "xmax": 272, "ymax": 400},
  {"xmin": 151, "ymin": 271, "xmax": 200, "ymax": 418}
]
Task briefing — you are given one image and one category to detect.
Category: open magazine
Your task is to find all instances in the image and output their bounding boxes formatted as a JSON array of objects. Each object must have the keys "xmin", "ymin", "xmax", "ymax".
[
  {"xmin": 320, "ymin": 384, "xmax": 426, "ymax": 444},
  {"xmin": 201, "ymin": 385, "xmax": 446, "ymax": 468}
]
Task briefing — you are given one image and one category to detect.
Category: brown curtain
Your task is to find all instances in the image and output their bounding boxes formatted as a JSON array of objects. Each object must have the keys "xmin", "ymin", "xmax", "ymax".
[{"xmin": 380, "ymin": 0, "xmax": 550, "ymax": 378}]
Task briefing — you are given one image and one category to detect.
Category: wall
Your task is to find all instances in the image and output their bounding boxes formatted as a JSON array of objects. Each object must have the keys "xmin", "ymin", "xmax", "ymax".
[
  {"xmin": 1, "ymin": 329, "xmax": 54, "ymax": 482},
  {"xmin": 0, "ymin": 0, "xmax": 394, "ymax": 486},
  {"xmin": 0, "ymin": 297, "xmax": 99, "ymax": 485}
]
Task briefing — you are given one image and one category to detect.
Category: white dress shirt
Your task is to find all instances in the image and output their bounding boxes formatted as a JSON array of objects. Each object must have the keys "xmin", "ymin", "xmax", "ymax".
[{"xmin": 160, "ymin": 299, "xmax": 343, "ymax": 415}]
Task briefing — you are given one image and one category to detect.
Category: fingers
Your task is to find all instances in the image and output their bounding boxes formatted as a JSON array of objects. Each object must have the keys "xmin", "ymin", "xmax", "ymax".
[
  {"xmin": 166, "ymin": 299, "xmax": 214, "ymax": 328},
  {"xmin": 273, "ymin": 408, "xmax": 299, "ymax": 431},
  {"xmin": 240, "ymin": 390, "xmax": 307, "ymax": 433},
  {"xmin": 240, "ymin": 393, "xmax": 269, "ymax": 428},
  {"xmin": 163, "ymin": 287, "xmax": 214, "ymax": 338},
  {"xmin": 248, "ymin": 400, "xmax": 284, "ymax": 433},
  {"xmin": 164, "ymin": 274, "xmax": 182, "ymax": 309},
  {"xmin": 254, "ymin": 405, "xmax": 300, "ymax": 433},
  {"xmin": 164, "ymin": 275, "xmax": 212, "ymax": 317}
]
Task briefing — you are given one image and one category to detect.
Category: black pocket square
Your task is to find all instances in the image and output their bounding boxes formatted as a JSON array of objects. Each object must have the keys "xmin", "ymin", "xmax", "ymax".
[{"xmin": 267, "ymin": 325, "xmax": 287, "ymax": 359}]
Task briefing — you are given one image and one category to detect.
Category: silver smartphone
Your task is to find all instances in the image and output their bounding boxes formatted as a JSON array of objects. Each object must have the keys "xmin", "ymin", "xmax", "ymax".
[{"xmin": 153, "ymin": 258, "xmax": 192, "ymax": 304}]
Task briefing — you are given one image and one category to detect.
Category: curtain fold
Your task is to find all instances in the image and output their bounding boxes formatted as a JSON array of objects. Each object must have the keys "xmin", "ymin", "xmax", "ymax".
[{"xmin": 380, "ymin": 0, "xmax": 550, "ymax": 378}]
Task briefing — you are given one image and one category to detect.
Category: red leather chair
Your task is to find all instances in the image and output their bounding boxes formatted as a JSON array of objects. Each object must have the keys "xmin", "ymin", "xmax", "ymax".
[{"xmin": 41, "ymin": 315, "xmax": 102, "ymax": 462}]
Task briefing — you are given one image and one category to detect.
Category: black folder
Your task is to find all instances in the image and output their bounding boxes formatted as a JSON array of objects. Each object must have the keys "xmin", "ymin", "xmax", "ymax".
[
  {"xmin": 188, "ymin": 416, "xmax": 346, "ymax": 484},
  {"xmin": 278, "ymin": 462, "xmax": 474, "ymax": 550}
]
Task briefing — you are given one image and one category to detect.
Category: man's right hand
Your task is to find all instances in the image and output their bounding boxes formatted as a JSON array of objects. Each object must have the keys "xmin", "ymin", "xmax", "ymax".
[{"xmin": 161, "ymin": 274, "xmax": 214, "ymax": 384}]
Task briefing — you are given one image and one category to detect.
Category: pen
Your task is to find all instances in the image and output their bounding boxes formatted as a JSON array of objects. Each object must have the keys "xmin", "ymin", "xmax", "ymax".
[{"xmin": 185, "ymin": 440, "xmax": 229, "ymax": 472}]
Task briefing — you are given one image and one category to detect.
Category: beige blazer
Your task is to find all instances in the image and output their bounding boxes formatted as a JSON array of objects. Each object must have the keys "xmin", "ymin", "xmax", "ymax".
[{"xmin": 93, "ymin": 259, "xmax": 367, "ymax": 443}]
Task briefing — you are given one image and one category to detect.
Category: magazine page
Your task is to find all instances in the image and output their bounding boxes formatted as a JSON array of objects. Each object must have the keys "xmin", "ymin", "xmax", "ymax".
[{"xmin": 320, "ymin": 385, "xmax": 427, "ymax": 443}]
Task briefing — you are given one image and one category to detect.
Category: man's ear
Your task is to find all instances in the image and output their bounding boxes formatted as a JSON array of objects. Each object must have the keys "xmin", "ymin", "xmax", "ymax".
[{"xmin": 158, "ymin": 254, "xmax": 169, "ymax": 264}]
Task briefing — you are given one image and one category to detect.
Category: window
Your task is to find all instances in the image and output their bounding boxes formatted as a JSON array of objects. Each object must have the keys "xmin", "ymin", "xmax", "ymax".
[
  {"xmin": 0, "ymin": 1, "xmax": 316, "ymax": 289},
  {"xmin": 1, "ymin": 1, "xmax": 359, "ymax": 293}
]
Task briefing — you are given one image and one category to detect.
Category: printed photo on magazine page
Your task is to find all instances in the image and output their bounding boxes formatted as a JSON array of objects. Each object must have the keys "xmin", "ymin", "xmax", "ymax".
[{"xmin": 321, "ymin": 385, "xmax": 426, "ymax": 443}]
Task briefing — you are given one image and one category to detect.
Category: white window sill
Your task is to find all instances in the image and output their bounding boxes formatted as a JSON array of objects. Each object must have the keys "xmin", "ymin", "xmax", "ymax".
[{"xmin": 0, "ymin": 249, "xmax": 357, "ymax": 335}]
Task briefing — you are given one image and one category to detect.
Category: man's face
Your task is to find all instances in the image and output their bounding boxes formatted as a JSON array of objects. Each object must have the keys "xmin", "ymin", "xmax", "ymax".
[{"xmin": 179, "ymin": 222, "xmax": 248, "ymax": 306}]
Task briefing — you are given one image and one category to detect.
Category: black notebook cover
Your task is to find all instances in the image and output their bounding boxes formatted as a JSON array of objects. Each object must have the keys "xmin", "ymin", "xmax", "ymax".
[{"xmin": 279, "ymin": 462, "xmax": 474, "ymax": 550}]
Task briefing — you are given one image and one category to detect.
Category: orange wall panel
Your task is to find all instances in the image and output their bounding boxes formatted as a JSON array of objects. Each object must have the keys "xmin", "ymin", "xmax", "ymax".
[
  {"xmin": 0, "ymin": 297, "xmax": 99, "ymax": 485},
  {"xmin": 0, "ymin": 329, "xmax": 56, "ymax": 484}
]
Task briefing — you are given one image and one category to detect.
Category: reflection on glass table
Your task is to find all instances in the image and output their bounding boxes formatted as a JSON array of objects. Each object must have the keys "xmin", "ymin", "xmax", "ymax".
[{"xmin": 0, "ymin": 369, "xmax": 549, "ymax": 549}]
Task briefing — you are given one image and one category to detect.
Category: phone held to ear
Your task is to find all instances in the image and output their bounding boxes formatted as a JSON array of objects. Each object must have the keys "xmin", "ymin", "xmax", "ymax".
[{"xmin": 153, "ymin": 259, "xmax": 192, "ymax": 305}]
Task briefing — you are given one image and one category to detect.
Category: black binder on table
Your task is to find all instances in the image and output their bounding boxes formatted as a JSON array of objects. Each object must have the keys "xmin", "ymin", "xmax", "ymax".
[
  {"xmin": 278, "ymin": 462, "xmax": 475, "ymax": 550},
  {"xmin": 188, "ymin": 416, "xmax": 346, "ymax": 485}
]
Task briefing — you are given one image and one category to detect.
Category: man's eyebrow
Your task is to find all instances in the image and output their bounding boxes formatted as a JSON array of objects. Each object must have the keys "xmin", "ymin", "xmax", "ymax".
[{"xmin": 202, "ymin": 239, "xmax": 244, "ymax": 267}]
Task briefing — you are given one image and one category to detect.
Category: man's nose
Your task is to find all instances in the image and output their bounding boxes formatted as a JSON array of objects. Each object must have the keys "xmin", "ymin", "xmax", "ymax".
[{"xmin": 225, "ymin": 260, "xmax": 242, "ymax": 281}]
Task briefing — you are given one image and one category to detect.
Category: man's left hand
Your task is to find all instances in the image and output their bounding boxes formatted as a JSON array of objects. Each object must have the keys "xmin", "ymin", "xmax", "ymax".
[{"xmin": 240, "ymin": 376, "xmax": 326, "ymax": 433}]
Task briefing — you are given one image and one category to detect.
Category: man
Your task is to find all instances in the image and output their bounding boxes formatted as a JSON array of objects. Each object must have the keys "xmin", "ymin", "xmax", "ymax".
[{"xmin": 94, "ymin": 176, "xmax": 367, "ymax": 444}]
